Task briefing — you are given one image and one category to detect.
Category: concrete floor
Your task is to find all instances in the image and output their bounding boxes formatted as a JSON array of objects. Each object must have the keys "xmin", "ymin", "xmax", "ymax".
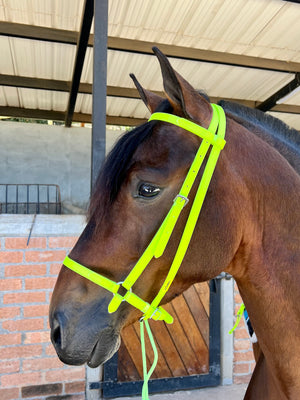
[{"xmin": 117, "ymin": 384, "xmax": 248, "ymax": 400}]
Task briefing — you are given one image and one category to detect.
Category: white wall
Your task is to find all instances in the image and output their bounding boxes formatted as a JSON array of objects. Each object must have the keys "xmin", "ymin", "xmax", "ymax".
[{"xmin": 0, "ymin": 121, "xmax": 124, "ymax": 211}]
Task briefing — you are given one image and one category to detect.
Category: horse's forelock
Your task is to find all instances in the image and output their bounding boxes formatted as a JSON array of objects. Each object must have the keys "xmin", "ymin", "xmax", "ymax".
[{"xmin": 87, "ymin": 100, "xmax": 173, "ymax": 226}]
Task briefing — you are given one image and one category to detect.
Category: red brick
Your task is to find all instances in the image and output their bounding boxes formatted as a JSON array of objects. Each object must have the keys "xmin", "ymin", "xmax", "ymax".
[
  {"xmin": 0, "ymin": 360, "xmax": 20, "ymax": 374},
  {"xmin": 1, "ymin": 371, "xmax": 42, "ymax": 388},
  {"xmin": 45, "ymin": 344, "xmax": 57, "ymax": 356},
  {"xmin": 50, "ymin": 263, "xmax": 62, "ymax": 275},
  {"xmin": 3, "ymin": 292, "xmax": 46, "ymax": 304},
  {"xmin": 234, "ymin": 363, "xmax": 251, "ymax": 374},
  {"xmin": 234, "ymin": 292, "xmax": 243, "ymax": 304},
  {"xmin": 22, "ymin": 383, "xmax": 62, "ymax": 398},
  {"xmin": 0, "ymin": 251, "xmax": 23, "ymax": 263},
  {"xmin": 234, "ymin": 328, "xmax": 250, "ymax": 339},
  {"xmin": 46, "ymin": 318, "xmax": 51, "ymax": 330},
  {"xmin": 5, "ymin": 237, "xmax": 46, "ymax": 249},
  {"xmin": 23, "ymin": 357, "xmax": 64, "ymax": 372},
  {"xmin": 24, "ymin": 331, "xmax": 50, "ymax": 344},
  {"xmin": 45, "ymin": 367, "xmax": 85, "ymax": 383},
  {"xmin": 0, "ymin": 278, "xmax": 22, "ymax": 291},
  {"xmin": 0, "ymin": 306, "xmax": 21, "ymax": 319},
  {"xmin": 48, "ymin": 237, "xmax": 78, "ymax": 249},
  {"xmin": 25, "ymin": 277, "xmax": 57, "ymax": 290},
  {"xmin": 234, "ymin": 375, "xmax": 252, "ymax": 384},
  {"xmin": 234, "ymin": 339, "xmax": 251, "ymax": 351},
  {"xmin": 0, "ymin": 333, "xmax": 22, "ymax": 346},
  {"xmin": 0, "ymin": 388, "xmax": 20, "ymax": 400},
  {"xmin": 2, "ymin": 318, "xmax": 44, "ymax": 332},
  {"xmin": 5, "ymin": 264, "xmax": 47, "ymax": 277},
  {"xmin": 24, "ymin": 304, "xmax": 49, "ymax": 318},
  {"xmin": 48, "ymin": 291, "xmax": 54, "ymax": 305},
  {"xmin": 25, "ymin": 250, "xmax": 66, "ymax": 263},
  {"xmin": 65, "ymin": 381, "xmax": 85, "ymax": 394},
  {"xmin": 234, "ymin": 350, "xmax": 255, "ymax": 363},
  {"xmin": 0, "ymin": 344, "xmax": 43, "ymax": 360}
]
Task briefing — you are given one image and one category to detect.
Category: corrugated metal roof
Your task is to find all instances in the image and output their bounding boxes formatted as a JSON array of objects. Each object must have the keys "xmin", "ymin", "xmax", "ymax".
[
  {"xmin": 0, "ymin": 0, "xmax": 84, "ymax": 30},
  {"xmin": 108, "ymin": 0, "xmax": 299, "ymax": 61},
  {"xmin": 0, "ymin": 0, "xmax": 300, "ymax": 129}
]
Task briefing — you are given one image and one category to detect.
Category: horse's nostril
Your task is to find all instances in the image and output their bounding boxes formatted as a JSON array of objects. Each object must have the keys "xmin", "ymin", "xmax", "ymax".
[
  {"xmin": 51, "ymin": 312, "xmax": 66, "ymax": 351},
  {"xmin": 52, "ymin": 325, "xmax": 62, "ymax": 348}
]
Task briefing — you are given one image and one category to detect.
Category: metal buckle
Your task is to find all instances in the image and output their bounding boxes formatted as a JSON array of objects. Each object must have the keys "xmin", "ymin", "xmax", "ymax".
[
  {"xmin": 149, "ymin": 308, "xmax": 161, "ymax": 320},
  {"xmin": 173, "ymin": 194, "xmax": 189, "ymax": 207},
  {"xmin": 140, "ymin": 307, "xmax": 160, "ymax": 323}
]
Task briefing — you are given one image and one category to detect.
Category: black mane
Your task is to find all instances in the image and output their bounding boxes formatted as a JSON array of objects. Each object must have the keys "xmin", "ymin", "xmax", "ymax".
[
  {"xmin": 88, "ymin": 97, "xmax": 300, "ymax": 223},
  {"xmin": 219, "ymin": 100, "xmax": 300, "ymax": 174}
]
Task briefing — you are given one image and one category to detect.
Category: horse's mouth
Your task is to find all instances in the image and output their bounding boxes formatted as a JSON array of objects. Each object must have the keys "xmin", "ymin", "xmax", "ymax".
[{"xmin": 87, "ymin": 332, "xmax": 121, "ymax": 368}]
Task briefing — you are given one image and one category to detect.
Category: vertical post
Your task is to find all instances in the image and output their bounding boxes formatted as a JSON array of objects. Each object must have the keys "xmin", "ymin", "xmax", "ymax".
[
  {"xmin": 86, "ymin": 364, "xmax": 103, "ymax": 400},
  {"xmin": 87, "ymin": 0, "xmax": 107, "ymax": 394},
  {"xmin": 91, "ymin": 0, "xmax": 108, "ymax": 190},
  {"xmin": 220, "ymin": 277, "xmax": 234, "ymax": 385}
]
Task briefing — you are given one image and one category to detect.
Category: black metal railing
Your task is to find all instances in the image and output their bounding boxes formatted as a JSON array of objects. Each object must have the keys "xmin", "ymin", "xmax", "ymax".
[{"xmin": 0, "ymin": 184, "xmax": 61, "ymax": 214}]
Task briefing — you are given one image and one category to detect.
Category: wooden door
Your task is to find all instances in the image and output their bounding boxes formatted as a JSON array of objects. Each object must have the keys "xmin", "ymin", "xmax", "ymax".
[
  {"xmin": 118, "ymin": 282, "xmax": 210, "ymax": 381},
  {"xmin": 99, "ymin": 280, "xmax": 221, "ymax": 398}
]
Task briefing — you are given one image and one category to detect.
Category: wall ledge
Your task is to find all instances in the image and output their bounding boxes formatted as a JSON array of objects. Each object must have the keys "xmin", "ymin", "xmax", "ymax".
[{"xmin": 0, "ymin": 214, "xmax": 86, "ymax": 237}]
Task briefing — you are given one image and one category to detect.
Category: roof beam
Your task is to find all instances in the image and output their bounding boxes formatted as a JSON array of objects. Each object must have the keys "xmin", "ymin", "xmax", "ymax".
[
  {"xmin": 1, "ymin": 106, "xmax": 299, "ymax": 128},
  {"xmin": 0, "ymin": 74, "xmax": 92, "ymax": 93},
  {"xmin": 0, "ymin": 21, "xmax": 82, "ymax": 45},
  {"xmin": 256, "ymin": 73, "xmax": 300, "ymax": 112},
  {"xmin": 2, "ymin": 74, "xmax": 300, "ymax": 115},
  {"xmin": 65, "ymin": 0, "xmax": 94, "ymax": 127},
  {"xmin": 272, "ymin": 104, "xmax": 300, "ymax": 114},
  {"xmin": 0, "ymin": 74, "xmax": 156, "ymax": 97},
  {"xmin": 106, "ymin": 115, "xmax": 146, "ymax": 126},
  {"xmin": 1, "ymin": 22, "xmax": 300, "ymax": 74},
  {"xmin": 0, "ymin": 106, "xmax": 91, "ymax": 123},
  {"xmin": 0, "ymin": 106, "xmax": 146, "ymax": 126},
  {"xmin": 107, "ymin": 37, "xmax": 300, "ymax": 74}
]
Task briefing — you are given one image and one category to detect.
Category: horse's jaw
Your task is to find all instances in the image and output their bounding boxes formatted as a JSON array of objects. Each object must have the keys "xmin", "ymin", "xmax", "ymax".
[{"xmin": 87, "ymin": 328, "xmax": 121, "ymax": 368}]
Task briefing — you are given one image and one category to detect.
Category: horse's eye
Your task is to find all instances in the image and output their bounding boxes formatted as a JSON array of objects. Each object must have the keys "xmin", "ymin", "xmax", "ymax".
[{"xmin": 138, "ymin": 183, "xmax": 161, "ymax": 198}]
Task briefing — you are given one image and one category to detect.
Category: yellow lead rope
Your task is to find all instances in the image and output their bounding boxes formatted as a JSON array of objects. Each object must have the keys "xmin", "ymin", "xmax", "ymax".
[{"xmin": 140, "ymin": 320, "xmax": 158, "ymax": 400}]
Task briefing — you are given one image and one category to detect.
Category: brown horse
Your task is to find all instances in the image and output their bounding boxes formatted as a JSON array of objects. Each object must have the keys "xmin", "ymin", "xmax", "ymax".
[{"xmin": 49, "ymin": 48, "xmax": 300, "ymax": 399}]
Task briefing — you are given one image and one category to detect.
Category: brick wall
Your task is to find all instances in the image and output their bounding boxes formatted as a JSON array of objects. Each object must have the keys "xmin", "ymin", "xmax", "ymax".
[
  {"xmin": 233, "ymin": 283, "xmax": 255, "ymax": 384},
  {"xmin": 0, "ymin": 215, "xmax": 255, "ymax": 399},
  {"xmin": 0, "ymin": 235, "xmax": 85, "ymax": 400}
]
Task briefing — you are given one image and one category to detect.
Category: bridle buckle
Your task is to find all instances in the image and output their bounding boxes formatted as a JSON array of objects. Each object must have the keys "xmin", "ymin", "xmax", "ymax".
[{"xmin": 173, "ymin": 194, "xmax": 189, "ymax": 207}]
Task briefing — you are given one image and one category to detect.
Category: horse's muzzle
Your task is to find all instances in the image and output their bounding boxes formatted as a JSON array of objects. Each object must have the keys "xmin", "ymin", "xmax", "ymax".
[{"xmin": 50, "ymin": 305, "xmax": 121, "ymax": 368}]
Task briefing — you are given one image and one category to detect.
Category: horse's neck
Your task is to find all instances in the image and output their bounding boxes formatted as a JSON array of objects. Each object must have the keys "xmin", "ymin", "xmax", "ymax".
[{"xmin": 225, "ymin": 118, "xmax": 300, "ymax": 396}]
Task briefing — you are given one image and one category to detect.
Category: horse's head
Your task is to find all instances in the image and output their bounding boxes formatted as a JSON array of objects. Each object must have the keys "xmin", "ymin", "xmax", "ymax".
[{"xmin": 49, "ymin": 48, "xmax": 239, "ymax": 367}]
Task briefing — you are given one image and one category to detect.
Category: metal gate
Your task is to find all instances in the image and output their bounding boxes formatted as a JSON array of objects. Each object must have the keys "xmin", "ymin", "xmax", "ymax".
[
  {"xmin": 90, "ymin": 280, "xmax": 221, "ymax": 398},
  {"xmin": 0, "ymin": 184, "xmax": 61, "ymax": 214}
]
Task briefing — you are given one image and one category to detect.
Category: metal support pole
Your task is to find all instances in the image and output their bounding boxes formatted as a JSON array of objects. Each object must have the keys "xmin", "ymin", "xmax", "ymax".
[
  {"xmin": 91, "ymin": 0, "xmax": 108, "ymax": 190},
  {"xmin": 65, "ymin": 0, "xmax": 94, "ymax": 127}
]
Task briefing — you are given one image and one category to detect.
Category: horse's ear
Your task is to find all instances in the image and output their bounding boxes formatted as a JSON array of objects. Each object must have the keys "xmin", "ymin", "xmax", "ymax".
[
  {"xmin": 130, "ymin": 73, "xmax": 165, "ymax": 114},
  {"xmin": 152, "ymin": 47, "xmax": 212, "ymax": 127}
]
